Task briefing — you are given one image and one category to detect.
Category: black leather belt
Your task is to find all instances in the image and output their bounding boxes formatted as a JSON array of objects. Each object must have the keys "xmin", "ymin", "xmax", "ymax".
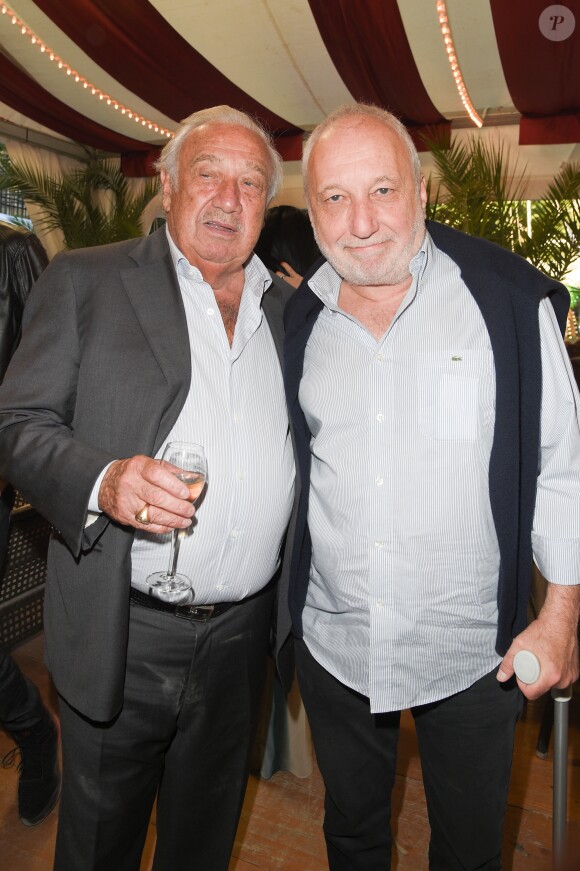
[{"xmin": 130, "ymin": 587, "xmax": 235, "ymax": 622}]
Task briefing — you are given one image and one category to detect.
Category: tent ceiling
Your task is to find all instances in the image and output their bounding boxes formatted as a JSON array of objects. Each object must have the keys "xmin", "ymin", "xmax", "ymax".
[{"xmin": 0, "ymin": 0, "xmax": 579, "ymax": 200}]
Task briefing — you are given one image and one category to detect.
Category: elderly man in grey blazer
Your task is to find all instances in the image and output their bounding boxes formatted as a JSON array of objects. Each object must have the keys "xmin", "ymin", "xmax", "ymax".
[{"xmin": 0, "ymin": 106, "xmax": 295, "ymax": 871}]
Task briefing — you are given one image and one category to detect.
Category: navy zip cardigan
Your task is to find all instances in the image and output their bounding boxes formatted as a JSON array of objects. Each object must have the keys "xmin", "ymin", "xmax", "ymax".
[{"xmin": 283, "ymin": 220, "xmax": 570, "ymax": 657}]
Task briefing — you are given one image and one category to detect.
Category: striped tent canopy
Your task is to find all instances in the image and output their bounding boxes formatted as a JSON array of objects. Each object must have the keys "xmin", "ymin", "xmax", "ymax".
[{"xmin": 0, "ymin": 0, "xmax": 578, "ymax": 200}]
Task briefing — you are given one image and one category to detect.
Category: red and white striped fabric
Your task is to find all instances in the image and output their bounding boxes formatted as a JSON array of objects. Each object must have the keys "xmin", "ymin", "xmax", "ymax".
[{"xmin": 0, "ymin": 0, "xmax": 578, "ymax": 194}]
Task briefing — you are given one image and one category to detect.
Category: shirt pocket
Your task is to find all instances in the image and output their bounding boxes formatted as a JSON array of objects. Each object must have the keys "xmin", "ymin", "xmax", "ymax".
[{"xmin": 417, "ymin": 350, "xmax": 494, "ymax": 441}]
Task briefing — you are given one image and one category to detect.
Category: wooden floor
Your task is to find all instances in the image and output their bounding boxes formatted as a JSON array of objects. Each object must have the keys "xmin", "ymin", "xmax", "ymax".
[{"xmin": 1, "ymin": 633, "xmax": 579, "ymax": 871}]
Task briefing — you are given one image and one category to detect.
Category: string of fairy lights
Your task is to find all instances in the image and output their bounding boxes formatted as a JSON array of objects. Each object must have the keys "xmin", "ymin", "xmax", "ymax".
[
  {"xmin": 0, "ymin": 2, "xmax": 175, "ymax": 139},
  {"xmin": 2, "ymin": 1, "xmax": 483, "ymax": 136},
  {"xmin": 436, "ymin": 0, "xmax": 483, "ymax": 128}
]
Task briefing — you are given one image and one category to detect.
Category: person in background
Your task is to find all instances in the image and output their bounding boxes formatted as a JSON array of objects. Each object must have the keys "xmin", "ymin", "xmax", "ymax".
[
  {"xmin": 0, "ymin": 220, "xmax": 60, "ymax": 827},
  {"xmin": 255, "ymin": 204, "xmax": 321, "ymax": 288},
  {"xmin": 0, "ymin": 106, "xmax": 295, "ymax": 871},
  {"xmin": 282, "ymin": 103, "xmax": 580, "ymax": 871},
  {"xmin": 253, "ymin": 205, "xmax": 321, "ymax": 781}
]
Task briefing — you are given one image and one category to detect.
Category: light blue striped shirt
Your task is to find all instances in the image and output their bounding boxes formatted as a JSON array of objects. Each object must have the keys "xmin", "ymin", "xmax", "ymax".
[
  {"xmin": 301, "ymin": 231, "xmax": 580, "ymax": 713},
  {"xmin": 130, "ymin": 230, "xmax": 295, "ymax": 603}
]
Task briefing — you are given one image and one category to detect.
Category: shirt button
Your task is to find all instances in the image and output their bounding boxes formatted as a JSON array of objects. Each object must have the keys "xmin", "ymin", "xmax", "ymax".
[
  {"xmin": 374, "ymin": 540, "xmax": 384, "ymax": 549},
  {"xmin": 377, "ymin": 600, "xmax": 385, "ymax": 609},
  {"xmin": 230, "ymin": 529, "xmax": 238, "ymax": 539},
  {"xmin": 216, "ymin": 583, "xmax": 225, "ymax": 591},
  {"xmin": 238, "ymin": 471, "xmax": 245, "ymax": 481},
  {"xmin": 376, "ymin": 352, "xmax": 384, "ymax": 362},
  {"xmin": 376, "ymin": 413, "xmax": 384, "ymax": 422},
  {"xmin": 375, "ymin": 477, "xmax": 384, "ymax": 487},
  {"xmin": 207, "ymin": 307, "xmax": 215, "ymax": 316}
]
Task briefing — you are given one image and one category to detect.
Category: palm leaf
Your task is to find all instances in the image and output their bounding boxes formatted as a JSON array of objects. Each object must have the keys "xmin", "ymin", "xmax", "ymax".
[
  {"xmin": 423, "ymin": 136, "xmax": 580, "ymax": 281},
  {"xmin": 0, "ymin": 153, "xmax": 159, "ymax": 249}
]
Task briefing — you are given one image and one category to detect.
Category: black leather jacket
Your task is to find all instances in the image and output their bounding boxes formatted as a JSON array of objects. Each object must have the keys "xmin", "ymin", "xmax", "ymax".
[
  {"xmin": 0, "ymin": 220, "xmax": 48, "ymax": 381},
  {"xmin": 0, "ymin": 221, "xmax": 48, "ymax": 548}
]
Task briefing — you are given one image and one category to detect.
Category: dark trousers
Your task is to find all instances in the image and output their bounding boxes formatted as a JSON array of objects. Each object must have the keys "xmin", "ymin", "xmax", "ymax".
[
  {"xmin": 0, "ymin": 646, "xmax": 44, "ymax": 732},
  {"xmin": 296, "ymin": 639, "xmax": 523, "ymax": 871},
  {"xmin": 54, "ymin": 583, "xmax": 276, "ymax": 871}
]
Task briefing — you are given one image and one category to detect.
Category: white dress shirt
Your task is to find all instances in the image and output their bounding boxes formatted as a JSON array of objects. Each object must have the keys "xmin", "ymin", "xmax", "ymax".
[
  {"xmin": 121, "ymin": 230, "xmax": 294, "ymax": 603},
  {"xmin": 300, "ymin": 231, "xmax": 580, "ymax": 713}
]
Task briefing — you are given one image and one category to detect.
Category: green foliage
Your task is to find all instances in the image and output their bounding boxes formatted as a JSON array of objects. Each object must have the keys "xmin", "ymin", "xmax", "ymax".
[
  {"xmin": 424, "ymin": 136, "xmax": 580, "ymax": 281},
  {"xmin": 0, "ymin": 153, "xmax": 159, "ymax": 249}
]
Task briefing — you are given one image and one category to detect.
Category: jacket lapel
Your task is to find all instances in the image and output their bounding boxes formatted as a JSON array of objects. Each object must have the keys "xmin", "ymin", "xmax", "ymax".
[
  {"xmin": 261, "ymin": 274, "xmax": 287, "ymax": 368},
  {"xmin": 120, "ymin": 230, "xmax": 191, "ymax": 453}
]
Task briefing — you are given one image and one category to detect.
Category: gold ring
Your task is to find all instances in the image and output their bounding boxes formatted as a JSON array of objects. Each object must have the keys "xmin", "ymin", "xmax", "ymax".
[{"xmin": 135, "ymin": 504, "xmax": 151, "ymax": 525}]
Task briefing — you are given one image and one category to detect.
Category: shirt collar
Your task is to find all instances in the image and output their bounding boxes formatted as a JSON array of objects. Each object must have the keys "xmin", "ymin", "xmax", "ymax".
[
  {"xmin": 308, "ymin": 227, "xmax": 433, "ymax": 307},
  {"xmin": 164, "ymin": 224, "xmax": 272, "ymax": 298}
]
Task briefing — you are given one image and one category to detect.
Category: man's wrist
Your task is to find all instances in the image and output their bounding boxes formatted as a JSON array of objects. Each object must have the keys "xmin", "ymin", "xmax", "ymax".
[{"xmin": 540, "ymin": 581, "xmax": 580, "ymax": 626}]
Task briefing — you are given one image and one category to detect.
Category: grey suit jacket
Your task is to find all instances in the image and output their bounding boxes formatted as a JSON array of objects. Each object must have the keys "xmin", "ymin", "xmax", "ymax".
[{"xmin": 0, "ymin": 227, "xmax": 294, "ymax": 721}]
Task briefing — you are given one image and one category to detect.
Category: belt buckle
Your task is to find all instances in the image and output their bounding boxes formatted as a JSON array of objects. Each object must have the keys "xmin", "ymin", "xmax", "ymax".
[{"xmin": 175, "ymin": 604, "xmax": 215, "ymax": 622}]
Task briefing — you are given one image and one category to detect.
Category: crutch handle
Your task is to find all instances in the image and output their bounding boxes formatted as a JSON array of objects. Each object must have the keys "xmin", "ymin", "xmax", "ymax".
[
  {"xmin": 513, "ymin": 649, "xmax": 541, "ymax": 684},
  {"xmin": 513, "ymin": 650, "xmax": 573, "ymax": 699},
  {"xmin": 513, "ymin": 651, "xmax": 572, "ymax": 868},
  {"xmin": 512, "ymin": 650, "xmax": 572, "ymax": 868}
]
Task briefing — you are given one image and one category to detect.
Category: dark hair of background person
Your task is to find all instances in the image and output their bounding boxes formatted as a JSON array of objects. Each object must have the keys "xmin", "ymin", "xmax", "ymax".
[{"xmin": 254, "ymin": 205, "xmax": 320, "ymax": 278}]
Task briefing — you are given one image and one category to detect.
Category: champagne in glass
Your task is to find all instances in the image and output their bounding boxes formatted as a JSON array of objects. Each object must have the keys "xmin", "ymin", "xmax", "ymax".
[
  {"xmin": 176, "ymin": 471, "xmax": 205, "ymax": 503},
  {"xmin": 147, "ymin": 441, "xmax": 207, "ymax": 596}
]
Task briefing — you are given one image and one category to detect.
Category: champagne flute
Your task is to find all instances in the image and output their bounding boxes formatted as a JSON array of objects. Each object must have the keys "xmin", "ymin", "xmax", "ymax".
[{"xmin": 147, "ymin": 441, "xmax": 207, "ymax": 596}]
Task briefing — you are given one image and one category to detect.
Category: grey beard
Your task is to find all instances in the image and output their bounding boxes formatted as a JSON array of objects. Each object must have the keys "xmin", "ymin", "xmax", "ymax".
[{"xmin": 314, "ymin": 214, "xmax": 425, "ymax": 288}]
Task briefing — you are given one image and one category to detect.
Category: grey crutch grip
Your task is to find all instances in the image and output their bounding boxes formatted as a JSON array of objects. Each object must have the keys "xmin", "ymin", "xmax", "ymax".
[{"xmin": 513, "ymin": 650, "xmax": 572, "ymax": 870}]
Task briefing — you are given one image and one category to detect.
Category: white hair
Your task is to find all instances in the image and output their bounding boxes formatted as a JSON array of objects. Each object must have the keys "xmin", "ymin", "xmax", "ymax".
[
  {"xmin": 302, "ymin": 103, "xmax": 422, "ymax": 201},
  {"xmin": 155, "ymin": 105, "xmax": 284, "ymax": 204}
]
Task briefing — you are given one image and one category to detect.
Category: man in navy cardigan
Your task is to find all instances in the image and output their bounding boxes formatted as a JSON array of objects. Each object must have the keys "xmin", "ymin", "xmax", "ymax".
[{"xmin": 283, "ymin": 103, "xmax": 580, "ymax": 871}]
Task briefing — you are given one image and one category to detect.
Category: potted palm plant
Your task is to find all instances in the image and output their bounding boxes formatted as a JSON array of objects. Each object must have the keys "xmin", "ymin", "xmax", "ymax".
[
  {"xmin": 425, "ymin": 136, "xmax": 580, "ymax": 283},
  {"xmin": 0, "ymin": 152, "xmax": 159, "ymax": 250}
]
